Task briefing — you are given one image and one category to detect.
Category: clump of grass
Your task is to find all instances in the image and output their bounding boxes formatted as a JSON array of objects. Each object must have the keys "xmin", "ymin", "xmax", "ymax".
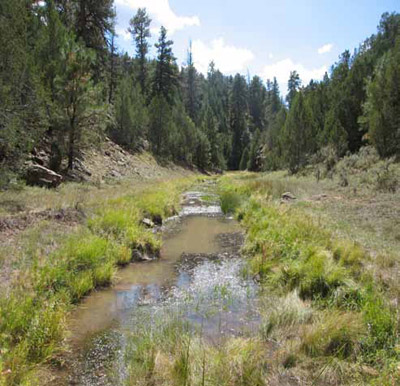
[
  {"xmin": 220, "ymin": 190, "xmax": 242, "ymax": 215},
  {"xmin": 333, "ymin": 241, "xmax": 366, "ymax": 269},
  {"xmin": 301, "ymin": 311, "xmax": 366, "ymax": 359},
  {"xmin": 125, "ymin": 309, "xmax": 268, "ymax": 386},
  {"xmin": 260, "ymin": 291, "xmax": 313, "ymax": 338}
]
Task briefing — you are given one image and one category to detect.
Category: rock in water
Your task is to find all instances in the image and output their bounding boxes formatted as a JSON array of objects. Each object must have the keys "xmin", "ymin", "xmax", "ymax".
[
  {"xmin": 132, "ymin": 249, "xmax": 153, "ymax": 262},
  {"xmin": 26, "ymin": 163, "xmax": 62, "ymax": 188}
]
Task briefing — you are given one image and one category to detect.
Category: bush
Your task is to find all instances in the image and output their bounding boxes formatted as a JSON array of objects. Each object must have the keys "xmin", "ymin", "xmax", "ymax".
[{"xmin": 374, "ymin": 158, "xmax": 398, "ymax": 192}]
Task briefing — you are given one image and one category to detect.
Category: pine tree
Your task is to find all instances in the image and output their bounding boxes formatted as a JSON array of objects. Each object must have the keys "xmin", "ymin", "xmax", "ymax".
[
  {"xmin": 248, "ymin": 76, "xmax": 266, "ymax": 132},
  {"xmin": 283, "ymin": 93, "xmax": 313, "ymax": 173},
  {"xmin": 152, "ymin": 26, "xmax": 178, "ymax": 105},
  {"xmin": 229, "ymin": 74, "xmax": 249, "ymax": 169},
  {"xmin": 263, "ymin": 107, "xmax": 287, "ymax": 170},
  {"xmin": 75, "ymin": 0, "xmax": 115, "ymax": 52},
  {"xmin": 183, "ymin": 41, "xmax": 200, "ymax": 124},
  {"xmin": 239, "ymin": 148, "xmax": 250, "ymax": 170},
  {"xmin": 0, "ymin": 0, "xmax": 46, "ymax": 171},
  {"xmin": 362, "ymin": 42, "xmax": 400, "ymax": 157},
  {"xmin": 113, "ymin": 75, "xmax": 149, "ymax": 150},
  {"xmin": 201, "ymin": 104, "xmax": 226, "ymax": 170},
  {"xmin": 271, "ymin": 77, "xmax": 282, "ymax": 115},
  {"xmin": 55, "ymin": 38, "xmax": 107, "ymax": 169},
  {"xmin": 286, "ymin": 71, "xmax": 301, "ymax": 107},
  {"xmin": 148, "ymin": 95, "xmax": 172, "ymax": 157},
  {"xmin": 248, "ymin": 129, "xmax": 261, "ymax": 171},
  {"xmin": 128, "ymin": 8, "xmax": 151, "ymax": 93}
]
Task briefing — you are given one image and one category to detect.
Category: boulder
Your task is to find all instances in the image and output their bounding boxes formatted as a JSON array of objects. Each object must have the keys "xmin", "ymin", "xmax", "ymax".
[{"xmin": 26, "ymin": 164, "xmax": 62, "ymax": 188}]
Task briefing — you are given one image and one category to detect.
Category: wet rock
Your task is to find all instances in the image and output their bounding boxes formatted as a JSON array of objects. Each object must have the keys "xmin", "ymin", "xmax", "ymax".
[
  {"xmin": 132, "ymin": 249, "xmax": 153, "ymax": 262},
  {"xmin": 132, "ymin": 245, "xmax": 160, "ymax": 262},
  {"xmin": 26, "ymin": 163, "xmax": 62, "ymax": 188},
  {"xmin": 142, "ymin": 218, "xmax": 155, "ymax": 228},
  {"xmin": 281, "ymin": 192, "xmax": 296, "ymax": 201}
]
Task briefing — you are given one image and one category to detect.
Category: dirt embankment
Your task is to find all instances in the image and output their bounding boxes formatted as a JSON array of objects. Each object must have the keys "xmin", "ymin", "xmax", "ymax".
[
  {"xmin": 0, "ymin": 140, "xmax": 197, "ymax": 242},
  {"xmin": 80, "ymin": 138, "xmax": 194, "ymax": 183}
]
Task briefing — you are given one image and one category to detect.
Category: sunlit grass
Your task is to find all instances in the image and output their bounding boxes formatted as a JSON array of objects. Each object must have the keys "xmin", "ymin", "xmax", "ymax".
[
  {"xmin": 215, "ymin": 172, "xmax": 400, "ymax": 384},
  {"xmin": 0, "ymin": 176, "xmax": 197, "ymax": 385}
]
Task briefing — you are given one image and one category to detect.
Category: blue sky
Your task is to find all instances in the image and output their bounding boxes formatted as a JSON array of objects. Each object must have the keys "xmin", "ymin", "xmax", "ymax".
[{"xmin": 115, "ymin": 0, "xmax": 400, "ymax": 93}]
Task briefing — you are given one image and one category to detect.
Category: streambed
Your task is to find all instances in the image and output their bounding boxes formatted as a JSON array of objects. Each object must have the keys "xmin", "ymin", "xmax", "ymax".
[{"xmin": 51, "ymin": 182, "xmax": 260, "ymax": 385}]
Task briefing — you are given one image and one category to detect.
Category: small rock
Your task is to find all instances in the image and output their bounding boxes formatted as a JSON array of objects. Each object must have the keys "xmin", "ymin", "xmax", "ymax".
[
  {"xmin": 281, "ymin": 192, "xmax": 296, "ymax": 201},
  {"xmin": 142, "ymin": 218, "xmax": 155, "ymax": 228},
  {"xmin": 132, "ymin": 249, "xmax": 153, "ymax": 262},
  {"xmin": 109, "ymin": 170, "xmax": 121, "ymax": 178}
]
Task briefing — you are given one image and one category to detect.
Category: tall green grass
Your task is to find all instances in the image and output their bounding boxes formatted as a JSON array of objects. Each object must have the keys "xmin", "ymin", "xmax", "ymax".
[
  {"xmin": 216, "ymin": 173, "xmax": 400, "ymax": 384},
  {"xmin": 125, "ymin": 311, "xmax": 268, "ymax": 386},
  {"xmin": 0, "ymin": 177, "xmax": 195, "ymax": 385}
]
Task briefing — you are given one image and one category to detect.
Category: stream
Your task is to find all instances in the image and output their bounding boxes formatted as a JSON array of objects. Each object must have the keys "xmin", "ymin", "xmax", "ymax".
[{"xmin": 52, "ymin": 182, "xmax": 260, "ymax": 385}]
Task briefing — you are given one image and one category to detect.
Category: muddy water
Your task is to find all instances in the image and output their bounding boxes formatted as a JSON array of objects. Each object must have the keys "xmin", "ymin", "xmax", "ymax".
[{"xmin": 55, "ymin": 184, "xmax": 259, "ymax": 385}]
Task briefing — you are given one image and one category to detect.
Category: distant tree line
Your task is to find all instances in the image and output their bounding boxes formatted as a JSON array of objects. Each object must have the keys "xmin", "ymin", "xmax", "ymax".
[{"xmin": 0, "ymin": 2, "xmax": 399, "ymax": 182}]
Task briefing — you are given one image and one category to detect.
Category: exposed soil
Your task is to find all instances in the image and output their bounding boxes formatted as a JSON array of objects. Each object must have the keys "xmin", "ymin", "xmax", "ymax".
[{"xmin": 0, "ymin": 208, "xmax": 84, "ymax": 242}]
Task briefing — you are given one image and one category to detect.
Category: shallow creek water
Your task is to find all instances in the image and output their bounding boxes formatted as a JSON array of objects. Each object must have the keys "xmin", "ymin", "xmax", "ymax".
[{"xmin": 54, "ymin": 183, "xmax": 260, "ymax": 385}]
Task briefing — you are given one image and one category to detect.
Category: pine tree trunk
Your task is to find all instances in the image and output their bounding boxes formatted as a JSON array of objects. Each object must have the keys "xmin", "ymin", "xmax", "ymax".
[{"xmin": 68, "ymin": 117, "xmax": 76, "ymax": 170}]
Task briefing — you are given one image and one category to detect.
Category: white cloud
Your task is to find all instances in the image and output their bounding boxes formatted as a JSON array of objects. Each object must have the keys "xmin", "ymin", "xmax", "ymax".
[
  {"xmin": 318, "ymin": 43, "xmax": 333, "ymax": 54},
  {"xmin": 115, "ymin": 0, "xmax": 200, "ymax": 34},
  {"xmin": 191, "ymin": 38, "xmax": 254, "ymax": 75},
  {"xmin": 262, "ymin": 58, "xmax": 327, "ymax": 94},
  {"xmin": 116, "ymin": 27, "xmax": 131, "ymax": 42}
]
